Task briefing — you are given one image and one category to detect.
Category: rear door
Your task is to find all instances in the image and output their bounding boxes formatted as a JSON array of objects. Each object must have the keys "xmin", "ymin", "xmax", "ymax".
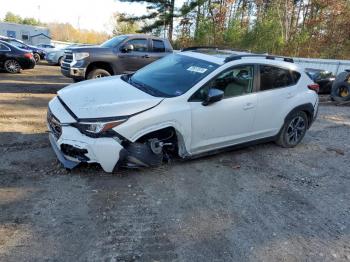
[
  {"xmin": 253, "ymin": 64, "xmax": 300, "ymax": 137},
  {"xmin": 148, "ymin": 39, "xmax": 167, "ymax": 63},
  {"xmin": 118, "ymin": 38, "xmax": 150, "ymax": 72}
]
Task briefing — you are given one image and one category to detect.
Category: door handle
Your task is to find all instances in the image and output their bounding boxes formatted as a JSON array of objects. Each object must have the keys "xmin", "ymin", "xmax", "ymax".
[{"xmin": 243, "ymin": 102, "xmax": 254, "ymax": 110}]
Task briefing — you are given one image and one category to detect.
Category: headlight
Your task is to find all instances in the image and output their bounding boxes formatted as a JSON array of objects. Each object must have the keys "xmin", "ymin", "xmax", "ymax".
[
  {"xmin": 74, "ymin": 119, "xmax": 127, "ymax": 135},
  {"xmin": 74, "ymin": 52, "xmax": 89, "ymax": 61}
]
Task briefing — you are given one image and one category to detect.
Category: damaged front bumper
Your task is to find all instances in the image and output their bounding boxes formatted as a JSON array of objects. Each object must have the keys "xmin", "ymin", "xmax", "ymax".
[{"xmin": 48, "ymin": 125, "xmax": 124, "ymax": 173}]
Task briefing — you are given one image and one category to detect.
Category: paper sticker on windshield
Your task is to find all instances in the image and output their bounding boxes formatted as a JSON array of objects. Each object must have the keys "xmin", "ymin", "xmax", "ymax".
[{"xmin": 187, "ymin": 66, "xmax": 208, "ymax": 74}]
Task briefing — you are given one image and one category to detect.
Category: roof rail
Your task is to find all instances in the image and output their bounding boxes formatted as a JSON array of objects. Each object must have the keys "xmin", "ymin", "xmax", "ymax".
[
  {"xmin": 181, "ymin": 46, "xmax": 220, "ymax": 52},
  {"xmin": 181, "ymin": 46, "xmax": 251, "ymax": 53},
  {"xmin": 224, "ymin": 54, "xmax": 294, "ymax": 63}
]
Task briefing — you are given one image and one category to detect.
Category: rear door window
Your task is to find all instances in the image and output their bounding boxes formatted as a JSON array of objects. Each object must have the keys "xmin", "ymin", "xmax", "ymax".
[
  {"xmin": 259, "ymin": 65, "xmax": 297, "ymax": 91},
  {"xmin": 152, "ymin": 40, "xmax": 165, "ymax": 52}
]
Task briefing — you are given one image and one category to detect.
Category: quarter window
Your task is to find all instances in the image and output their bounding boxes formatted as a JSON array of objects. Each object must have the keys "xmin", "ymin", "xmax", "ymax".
[
  {"xmin": 152, "ymin": 40, "xmax": 165, "ymax": 52},
  {"xmin": 260, "ymin": 65, "xmax": 296, "ymax": 91},
  {"xmin": 125, "ymin": 39, "xmax": 148, "ymax": 52}
]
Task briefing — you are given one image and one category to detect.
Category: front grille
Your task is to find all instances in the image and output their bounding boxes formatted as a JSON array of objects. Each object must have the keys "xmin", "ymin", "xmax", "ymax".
[
  {"xmin": 64, "ymin": 50, "xmax": 73, "ymax": 63},
  {"xmin": 47, "ymin": 109, "xmax": 62, "ymax": 139}
]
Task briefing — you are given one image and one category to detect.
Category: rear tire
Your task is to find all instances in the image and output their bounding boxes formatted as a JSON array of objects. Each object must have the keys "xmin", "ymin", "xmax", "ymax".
[
  {"xmin": 276, "ymin": 111, "xmax": 308, "ymax": 148},
  {"xmin": 87, "ymin": 68, "xmax": 111, "ymax": 80},
  {"xmin": 4, "ymin": 59, "xmax": 21, "ymax": 73},
  {"xmin": 33, "ymin": 53, "xmax": 40, "ymax": 63}
]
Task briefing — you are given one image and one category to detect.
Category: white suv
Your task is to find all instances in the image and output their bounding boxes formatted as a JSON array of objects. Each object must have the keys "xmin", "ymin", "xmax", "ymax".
[{"xmin": 47, "ymin": 49, "xmax": 319, "ymax": 172}]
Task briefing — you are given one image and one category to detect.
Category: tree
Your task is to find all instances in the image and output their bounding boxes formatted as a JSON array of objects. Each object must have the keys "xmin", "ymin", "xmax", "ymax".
[
  {"xmin": 4, "ymin": 12, "xmax": 23, "ymax": 24},
  {"xmin": 110, "ymin": 13, "xmax": 140, "ymax": 35},
  {"xmin": 117, "ymin": 0, "xmax": 176, "ymax": 41}
]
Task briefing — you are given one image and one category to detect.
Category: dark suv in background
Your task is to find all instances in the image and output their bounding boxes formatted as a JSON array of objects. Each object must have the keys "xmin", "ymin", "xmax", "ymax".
[{"xmin": 61, "ymin": 34, "xmax": 173, "ymax": 81}]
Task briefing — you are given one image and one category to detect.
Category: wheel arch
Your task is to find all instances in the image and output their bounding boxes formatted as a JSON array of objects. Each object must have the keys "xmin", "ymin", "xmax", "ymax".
[
  {"xmin": 284, "ymin": 103, "xmax": 314, "ymax": 128},
  {"xmin": 132, "ymin": 125, "xmax": 189, "ymax": 158},
  {"xmin": 86, "ymin": 61, "xmax": 114, "ymax": 77}
]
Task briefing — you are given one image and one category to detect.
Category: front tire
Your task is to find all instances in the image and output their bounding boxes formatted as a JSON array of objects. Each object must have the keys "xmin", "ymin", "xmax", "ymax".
[
  {"xmin": 4, "ymin": 59, "xmax": 21, "ymax": 73},
  {"xmin": 33, "ymin": 53, "xmax": 40, "ymax": 63},
  {"xmin": 87, "ymin": 68, "xmax": 111, "ymax": 80},
  {"xmin": 276, "ymin": 111, "xmax": 308, "ymax": 148}
]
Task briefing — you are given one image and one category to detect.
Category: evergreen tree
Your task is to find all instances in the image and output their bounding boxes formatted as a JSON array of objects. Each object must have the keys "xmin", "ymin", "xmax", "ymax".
[{"xmin": 118, "ymin": 0, "xmax": 176, "ymax": 41}]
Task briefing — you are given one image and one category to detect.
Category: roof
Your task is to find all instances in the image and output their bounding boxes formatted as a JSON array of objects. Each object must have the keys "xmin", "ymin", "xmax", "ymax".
[
  {"xmin": 179, "ymin": 50, "xmax": 301, "ymax": 71},
  {"xmin": 31, "ymin": 33, "xmax": 51, "ymax": 39}
]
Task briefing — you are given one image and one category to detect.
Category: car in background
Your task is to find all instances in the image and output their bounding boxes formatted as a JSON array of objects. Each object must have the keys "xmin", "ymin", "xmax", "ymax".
[
  {"xmin": 0, "ymin": 36, "xmax": 45, "ymax": 63},
  {"xmin": 46, "ymin": 45, "xmax": 73, "ymax": 66},
  {"xmin": 46, "ymin": 44, "xmax": 92, "ymax": 66},
  {"xmin": 61, "ymin": 34, "xmax": 173, "ymax": 81},
  {"xmin": 305, "ymin": 68, "xmax": 335, "ymax": 94},
  {"xmin": 48, "ymin": 50, "xmax": 319, "ymax": 173},
  {"xmin": 36, "ymin": 43, "xmax": 56, "ymax": 53},
  {"xmin": 0, "ymin": 40, "xmax": 36, "ymax": 73}
]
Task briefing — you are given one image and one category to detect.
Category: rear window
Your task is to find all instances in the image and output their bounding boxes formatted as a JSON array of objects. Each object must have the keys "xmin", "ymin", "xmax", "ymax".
[
  {"xmin": 152, "ymin": 40, "xmax": 165, "ymax": 52},
  {"xmin": 260, "ymin": 65, "xmax": 299, "ymax": 91}
]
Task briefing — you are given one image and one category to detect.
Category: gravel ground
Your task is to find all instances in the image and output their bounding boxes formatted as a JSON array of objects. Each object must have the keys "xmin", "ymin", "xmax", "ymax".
[{"xmin": 0, "ymin": 64, "xmax": 350, "ymax": 262}]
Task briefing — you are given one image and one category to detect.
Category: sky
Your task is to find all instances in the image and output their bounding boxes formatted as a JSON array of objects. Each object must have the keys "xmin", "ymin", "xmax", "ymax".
[{"xmin": 0, "ymin": 0, "xmax": 150, "ymax": 33}]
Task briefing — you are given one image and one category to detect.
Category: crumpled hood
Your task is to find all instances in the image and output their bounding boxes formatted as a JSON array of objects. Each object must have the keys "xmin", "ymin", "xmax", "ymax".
[{"xmin": 57, "ymin": 76, "xmax": 163, "ymax": 120}]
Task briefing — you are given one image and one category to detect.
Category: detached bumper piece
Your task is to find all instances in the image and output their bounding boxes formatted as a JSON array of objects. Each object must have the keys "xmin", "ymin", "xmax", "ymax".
[
  {"xmin": 61, "ymin": 144, "xmax": 90, "ymax": 162},
  {"xmin": 49, "ymin": 134, "xmax": 79, "ymax": 170}
]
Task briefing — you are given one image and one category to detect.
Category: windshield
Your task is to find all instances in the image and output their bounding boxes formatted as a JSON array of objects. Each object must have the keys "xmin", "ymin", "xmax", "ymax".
[
  {"xmin": 100, "ymin": 35, "xmax": 127, "ymax": 48},
  {"xmin": 127, "ymin": 54, "xmax": 219, "ymax": 97}
]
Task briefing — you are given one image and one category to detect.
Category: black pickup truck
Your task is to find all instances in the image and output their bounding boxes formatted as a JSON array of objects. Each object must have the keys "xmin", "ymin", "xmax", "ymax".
[{"xmin": 61, "ymin": 34, "xmax": 173, "ymax": 81}]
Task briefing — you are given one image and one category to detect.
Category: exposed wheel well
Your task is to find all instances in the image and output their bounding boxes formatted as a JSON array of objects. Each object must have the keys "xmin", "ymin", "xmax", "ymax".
[
  {"xmin": 136, "ymin": 127, "xmax": 180, "ymax": 157},
  {"xmin": 86, "ymin": 62, "xmax": 114, "ymax": 77}
]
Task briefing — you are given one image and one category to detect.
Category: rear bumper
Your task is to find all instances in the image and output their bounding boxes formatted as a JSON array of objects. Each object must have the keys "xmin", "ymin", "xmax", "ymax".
[{"xmin": 21, "ymin": 58, "xmax": 36, "ymax": 70}]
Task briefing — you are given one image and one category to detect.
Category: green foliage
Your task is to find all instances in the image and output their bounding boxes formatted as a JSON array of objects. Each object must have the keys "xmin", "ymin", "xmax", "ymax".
[
  {"xmin": 4, "ymin": 11, "xmax": 43, "ymax": 26},
  {"xmin": 4, "ymin": 12, "xmax": 23, "ymax": 24},
  {"xmin": 111, "ymin": 13, "xmax": 140, "ymax": 35}
]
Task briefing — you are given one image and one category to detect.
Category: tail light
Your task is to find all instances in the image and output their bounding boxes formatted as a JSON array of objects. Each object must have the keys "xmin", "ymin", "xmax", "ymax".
[
  {"xmin": 308, "ymin": 84, "xmax": 320, "ymax": 93},
  {"xmin": 24, "ymin": 53, "xmax": 33, "ymax": 59}
]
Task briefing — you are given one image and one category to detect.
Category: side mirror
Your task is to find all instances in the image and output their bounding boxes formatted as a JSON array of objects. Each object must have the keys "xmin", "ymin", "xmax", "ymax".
[
  {"xmin": 202, "ymin": 88, "xmax": 224, "ymax": 106},
  {"xmin": 122, "ymin": 44, "xmax": 134, "ymax": 53}
]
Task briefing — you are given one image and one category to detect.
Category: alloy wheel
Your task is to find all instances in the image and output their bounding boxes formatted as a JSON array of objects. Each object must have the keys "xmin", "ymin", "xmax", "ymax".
[
  {"xmin": 286, "ymin": 116, "xmax": 306, "ymax": 145},
  {"xmin": 4, "ymin": 60, "xmax": 21, "ymax": 73}
]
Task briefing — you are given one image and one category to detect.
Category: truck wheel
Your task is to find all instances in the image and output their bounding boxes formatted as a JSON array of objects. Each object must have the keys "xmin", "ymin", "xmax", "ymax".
[
  {"xmin": 87, "ymin": 68, "xmax": 111, "ymax": 79},
  {"xmin": 276, "ymin": 111, "xmax": 308, "ymax": 148},
  {"xmin": 33, "ymin": 53, "xmax": 40, "ymax": 63},
  {"xmin": 4, "ymin": 59, "xmax": 21, "ymax": 73}
]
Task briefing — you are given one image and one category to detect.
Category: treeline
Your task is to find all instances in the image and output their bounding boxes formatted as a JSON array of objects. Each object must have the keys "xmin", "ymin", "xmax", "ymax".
[
  {"xmin": 120, "ymin": 0, "xmax": 350, "ymax": 59},
  {"xmin": 2, "ymin": 12, "xmax": 109, "ymax": 44}
]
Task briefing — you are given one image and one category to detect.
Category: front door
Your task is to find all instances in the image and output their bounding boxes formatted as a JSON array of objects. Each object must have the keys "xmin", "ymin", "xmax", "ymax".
[
  {"xmin": 118, "ymin": 38, "xmax": 150, "ymax": 73},
  {"xmin": 189, "ymin": 64, "xmax": 258, "ymax": 154}
]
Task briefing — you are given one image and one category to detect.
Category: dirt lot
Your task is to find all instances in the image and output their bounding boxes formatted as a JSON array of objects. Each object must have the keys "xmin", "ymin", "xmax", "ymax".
[{"xmin": 0, "ymin": 64, "xmax": 350, "ymax": 262}]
